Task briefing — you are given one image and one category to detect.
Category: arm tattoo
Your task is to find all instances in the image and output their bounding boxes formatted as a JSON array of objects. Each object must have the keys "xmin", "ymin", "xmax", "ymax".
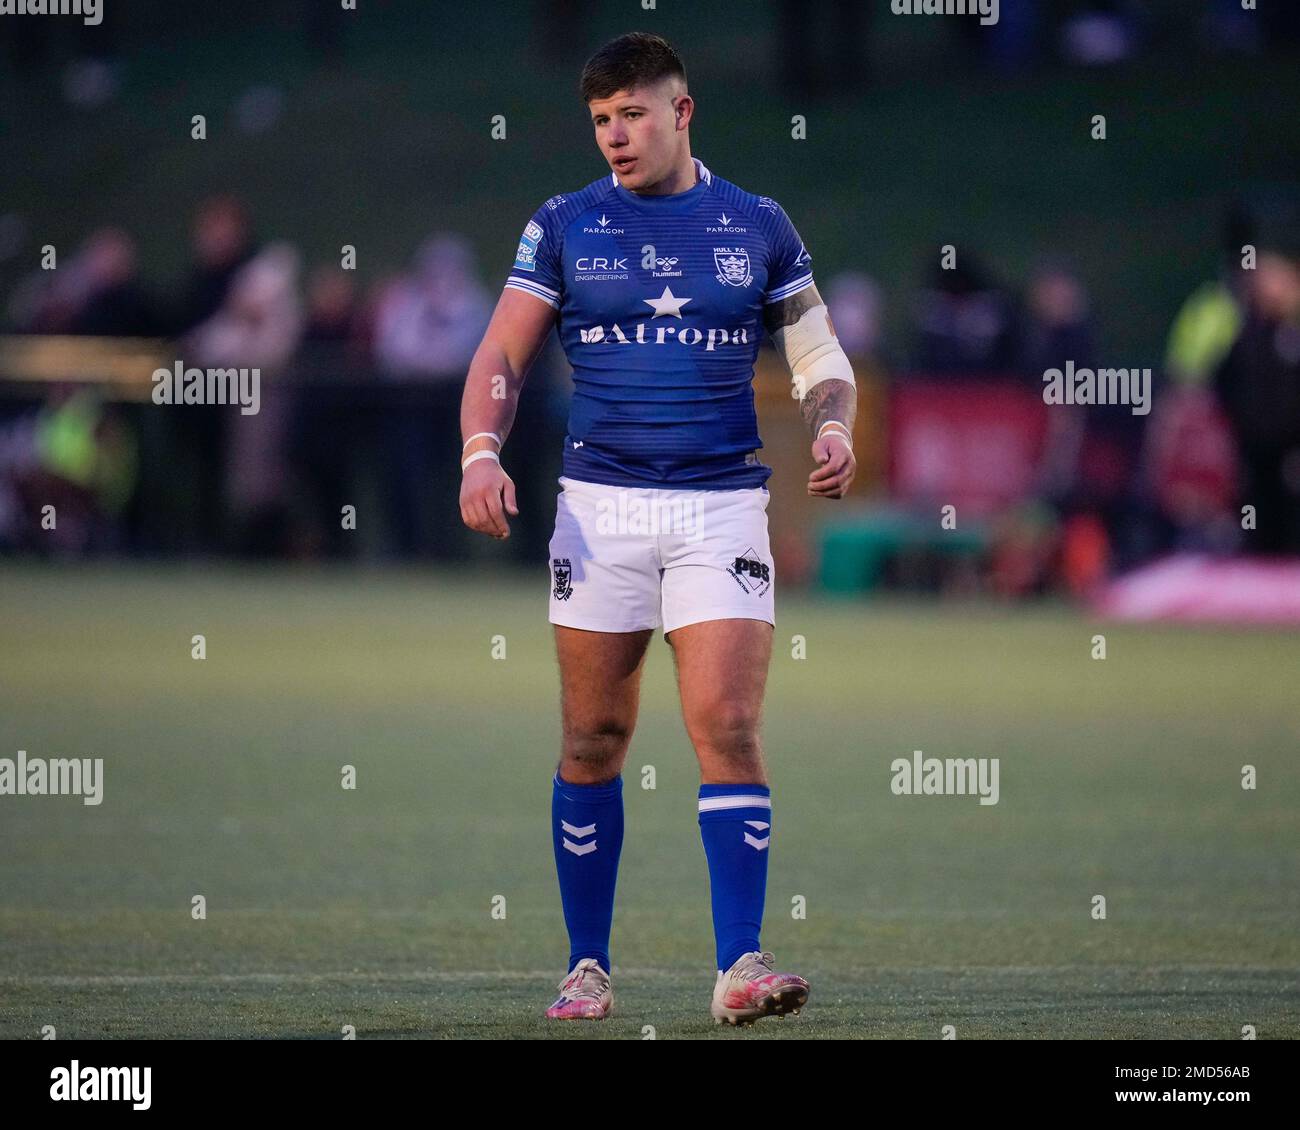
[
  {"xmin": 762, "ymin": 283, "xmax": 824, "ymax": 334},
  {"xmin": 762, "ymin": 284, "xmax": 857, "ymax": 441},
  {"xmin": 800, "ymin": 378, "xmax": 856, "ymax": 443}
]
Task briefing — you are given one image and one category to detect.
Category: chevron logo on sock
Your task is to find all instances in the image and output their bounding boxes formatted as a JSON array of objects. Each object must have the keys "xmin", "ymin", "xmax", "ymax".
[
  {"xmin": 562, "ymin": 819, "xmax": 597, "ymax": 856},
  {"xmin": 742, "ymin": 819, "xmax": 770, "ymax": 851}
]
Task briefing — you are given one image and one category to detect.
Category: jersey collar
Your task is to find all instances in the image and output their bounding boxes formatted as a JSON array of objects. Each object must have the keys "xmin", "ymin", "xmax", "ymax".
[{"xmin": 610, "ymin": 157, "xmax": 712, "ymax": 211}]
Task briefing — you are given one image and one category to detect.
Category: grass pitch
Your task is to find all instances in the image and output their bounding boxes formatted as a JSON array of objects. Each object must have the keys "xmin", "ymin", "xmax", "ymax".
[{"xmin": 1, "ymin": 564, "xmax": 1297, "ymax": 1039}]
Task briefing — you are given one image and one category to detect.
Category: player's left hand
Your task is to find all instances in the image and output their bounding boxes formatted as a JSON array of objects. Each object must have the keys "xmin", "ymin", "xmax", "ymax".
[{"xmin": 807, "ymin": 433, "xmax": 855, "ymax": 498}]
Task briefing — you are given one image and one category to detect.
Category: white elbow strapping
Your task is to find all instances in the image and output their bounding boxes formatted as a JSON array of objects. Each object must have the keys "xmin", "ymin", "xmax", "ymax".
[{"xmin": 774, "ymin": 304, "xmax": 856, "ymax": 398}]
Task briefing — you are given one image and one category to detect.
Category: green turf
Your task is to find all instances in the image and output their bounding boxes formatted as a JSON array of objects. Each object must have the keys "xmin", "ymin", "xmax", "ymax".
[{"xmin": 1, "ymin": 564, "xmax": 1297, "ymax": 1038}]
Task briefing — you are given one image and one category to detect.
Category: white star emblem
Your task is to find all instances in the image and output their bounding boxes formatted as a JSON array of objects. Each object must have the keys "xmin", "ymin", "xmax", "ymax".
[{"xmin": 643, "ymin": 286, "xmax": 692, "ymax": 318}]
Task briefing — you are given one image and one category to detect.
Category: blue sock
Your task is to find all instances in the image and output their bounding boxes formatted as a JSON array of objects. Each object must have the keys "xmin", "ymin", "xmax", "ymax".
[
  {"xmin": 698, "ymin": 783, "xmax": 771, "ymax": 972},
  {"xmin": 552, "ymin": 771, "xmax": 623, "ymax": 974}
]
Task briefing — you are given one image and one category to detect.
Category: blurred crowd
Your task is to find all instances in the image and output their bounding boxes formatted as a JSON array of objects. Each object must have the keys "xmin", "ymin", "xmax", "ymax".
[
  {"xmin": 0, "ymin": 196, "xmax": 564, "ymax": 563},
  {"xmin": 910, "ymin": 215, "xmax": 1300, "ymax": 593},
  {"xmin": 1, "ymin": 191, "xmax": 1298, "ymax": 591}
]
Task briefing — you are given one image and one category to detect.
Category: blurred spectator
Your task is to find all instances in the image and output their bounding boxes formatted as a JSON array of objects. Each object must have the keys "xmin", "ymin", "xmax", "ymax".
[
  {"xmin": 1144, "ymin": 385, "xmax": 1238, "ymax": 554},
  {"xmin": 302, "ymin": 267, "xmax": 361, "ymax": 353},
  {"xmin": 1214, "ymin": 239, "xmax": 1300, "ymax": 555},
  {"xmin": 7, "ymin": 227, "xmax": 159, "ymax": 335},
  {"xmin": 157, "ymin": 197, "xmax": 257, "ymax": 553},
  {"xmin": 1015, "ymin": 258, "xmax": 1159, "ymax": 584},
  {"xmin": 1164, "ymin": 203, "xmax": 1257, "ymax": 387},
  {"xmin": 172, "ymin": 195, "xmax": 257, "ymax": 334},
  {"xmin": 186, "ymin": 242, "xmax": 304, "ymax": 556},
  {"xmin": 911, "ymin": 252, "xmax": 1018, "ymax": 374},
  {"xmin": 1021, "ymin": 259, "xmax": 1096, "ymax": 533},
  {"xmin": 373, "ymin": 234, "xmax": 490, "ymax": 560},
  {"xmin": 1147, "ymin": 205, "xmax": 1261, "ymax": 557},
  {"xmin": 67, "ymin": 228, "xmax": 162, "ymax": 337},
  {"xmin": 1018, "ymin": 258, "xmax": 1095, "ymax": 378},
  {"xmin": 1165, "ymin": 278, "xmax": 1244, "ymax": 388},
  {"xmin": 4, "ymin": 386, "xmax": 137, "ymax": 555},
  {"xmin": 824, "ymin": 272, "xmax": 885, "ymax": 361},
  {"xmin": 290, "ymin": 267, "xmax": 373, "ymax": 559},
  {"xmin": 188, "ymin": 243, "xmax": 303, "ymax": 369},
  {"xmin": 374, "ymin": 236, "xmax": 488, "ymax": 378}
]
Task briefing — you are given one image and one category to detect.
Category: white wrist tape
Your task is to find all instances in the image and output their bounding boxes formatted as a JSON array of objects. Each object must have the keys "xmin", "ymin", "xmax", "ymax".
[
  {"xmin": 818, "ymin": 421, "xmax": 853, "ymax": 448},
  {"xmin": 462, "ymin": 431, "xmax": 502, "ymax": 450},
  {"xmin": 772, "ymin": 303, "xmax": 856, "ymax": 399},
  {"xmin": 461, "ymin": 449, "xmax": 501, "ymax": 472}
]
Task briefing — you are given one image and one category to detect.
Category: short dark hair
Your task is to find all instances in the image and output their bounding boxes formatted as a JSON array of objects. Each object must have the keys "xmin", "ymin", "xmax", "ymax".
[{"xmin": 579, "ymin": 32, "xmax": 687, "ymax": 103}]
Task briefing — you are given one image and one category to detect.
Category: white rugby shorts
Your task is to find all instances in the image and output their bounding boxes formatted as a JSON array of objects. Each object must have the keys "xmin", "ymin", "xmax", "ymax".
[{"xmin": 547, "ymin": 476, "xmax": 774, "ymax": 634}]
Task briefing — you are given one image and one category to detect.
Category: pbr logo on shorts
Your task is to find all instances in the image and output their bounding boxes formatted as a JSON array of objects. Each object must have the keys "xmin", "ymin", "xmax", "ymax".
[
  {"xmin": 552, "ymin": 557, "xmax": 574, "ymax": 601},
  {"xmin": 728, "ymin": 546, "xmax": 771, "ymax": 595}
]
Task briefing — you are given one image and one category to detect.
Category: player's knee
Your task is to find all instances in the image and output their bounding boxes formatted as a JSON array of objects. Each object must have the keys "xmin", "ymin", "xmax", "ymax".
[
  {"xmin": 562, "ymin": 717, "xmax": 634, "ymax": 767},
  {"xmin": 691, "ymin": 701, "xmax": 762, "ymax": 760}
]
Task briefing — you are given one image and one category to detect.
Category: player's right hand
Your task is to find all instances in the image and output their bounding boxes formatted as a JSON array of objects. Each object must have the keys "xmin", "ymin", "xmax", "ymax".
[{"xmin": 460, "ymin": 460, "xmax": 519, "ymax": 540}]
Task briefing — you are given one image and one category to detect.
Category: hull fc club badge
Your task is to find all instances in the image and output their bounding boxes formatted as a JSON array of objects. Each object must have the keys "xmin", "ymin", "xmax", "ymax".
[
  {"xmin": 552, "ymin": 558, "xmax": 574, "ymax": 601},
  {"xmin": 713, "ymin": 246, "xmax": 752, "ymax": 287}
]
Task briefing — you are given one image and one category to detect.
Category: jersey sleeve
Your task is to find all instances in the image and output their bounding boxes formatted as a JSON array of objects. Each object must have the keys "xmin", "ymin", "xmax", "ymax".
[
  {"xmin": 504, "ymin": 204, "xmax": 563, "ymax": 310},
  {"xmin": 763, "ymin": 201, "xmax": 814, "ymax": 304}
]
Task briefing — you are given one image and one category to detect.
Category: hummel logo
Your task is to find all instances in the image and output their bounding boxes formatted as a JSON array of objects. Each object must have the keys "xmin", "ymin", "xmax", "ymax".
[
  {"xmin": 743, "ymin": 819, "xmax": 770, "ymax": 851},
  {"xmin": 573, "ymin": 440, "xmax": 583, "ymax": 449}
]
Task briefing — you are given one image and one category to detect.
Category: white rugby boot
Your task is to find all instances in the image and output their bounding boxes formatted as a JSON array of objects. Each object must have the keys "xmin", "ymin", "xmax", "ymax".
[
  {"xmin": 711, "ymin": 950, "xmax": 809, "ymax": 1026},
  {"xmin": 546, "ymin": 957, "xmax": 613, "ymax": 1020}
]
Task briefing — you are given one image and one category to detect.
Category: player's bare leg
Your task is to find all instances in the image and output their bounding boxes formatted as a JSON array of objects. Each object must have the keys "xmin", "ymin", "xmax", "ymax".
[
  {"xmin": 667, "ymin": 617, "xmax": 809, "ymax": 1025},
  {"xmin": 666, "ymin": 617, "xmax": 771, "ymax": 784},
  {"xmin": 555, "ymin": 625, "xmax": 653, "ymax": 783},
  {"xmin": 546, "ymin": 625, "xmax": 653, "ymax": 1019}
]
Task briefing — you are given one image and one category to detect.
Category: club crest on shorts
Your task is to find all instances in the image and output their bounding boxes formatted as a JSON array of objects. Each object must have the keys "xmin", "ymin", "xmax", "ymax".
[
  {"xmin": 727, "ymin": 546, "xmax": 771, "ymax": 595},
  {"xmin": 552, "ymin": 557, "xmax": 574, "ymax": 601}
]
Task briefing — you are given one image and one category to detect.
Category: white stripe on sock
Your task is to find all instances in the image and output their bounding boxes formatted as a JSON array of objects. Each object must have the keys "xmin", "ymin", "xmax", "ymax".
[{"xmin": 698, "ymin": 794, "xmax": 772, "ymax": 813}]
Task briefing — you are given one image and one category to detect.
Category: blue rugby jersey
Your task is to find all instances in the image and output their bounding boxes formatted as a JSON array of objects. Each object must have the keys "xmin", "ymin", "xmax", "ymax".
[{"xmin": 504, "ymin": 157, "xmax": 813, "ymax": 489}]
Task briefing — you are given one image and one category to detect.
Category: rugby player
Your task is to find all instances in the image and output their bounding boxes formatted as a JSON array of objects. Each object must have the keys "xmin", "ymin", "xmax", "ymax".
[{"xmin": 459, "ymin": 32, "xmax": 856, "ymax": 1025}]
